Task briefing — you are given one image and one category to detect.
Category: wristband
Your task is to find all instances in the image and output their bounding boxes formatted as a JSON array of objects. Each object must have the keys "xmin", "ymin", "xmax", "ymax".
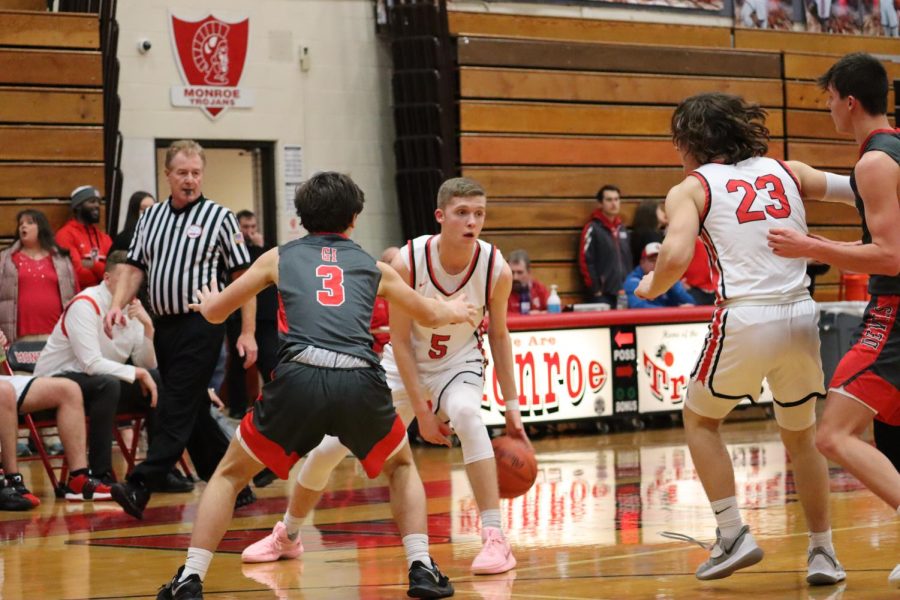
[{"xmin": 824, "ymin": 172, "xmax": 854, "ymax": 202}]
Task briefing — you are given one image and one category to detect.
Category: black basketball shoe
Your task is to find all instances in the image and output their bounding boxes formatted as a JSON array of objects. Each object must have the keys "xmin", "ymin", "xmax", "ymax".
[
  {"xmin": 111, "ymin": 479, "xmax": 150, "ymax": 519},
  {"xmin": 234, "ymin": 485, "xmax": 256, "ymax": 509},
  {"xmin": 157, "ymin": 566, "xmax": 203, "ymax": 600},
  {"xmin": 408, "ymin": 559, "xmax": 454, "ymax": 598}
]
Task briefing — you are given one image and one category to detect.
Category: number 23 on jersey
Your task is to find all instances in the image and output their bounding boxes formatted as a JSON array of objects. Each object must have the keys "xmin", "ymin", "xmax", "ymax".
[{"xmin": 726, "ymin": 174, "xmax": 791, "ymax": 225}]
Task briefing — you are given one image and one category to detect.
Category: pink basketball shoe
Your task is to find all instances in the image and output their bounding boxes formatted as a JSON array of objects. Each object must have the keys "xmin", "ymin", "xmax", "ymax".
[
  {"xmin": 471, "ymin": 527, "xmax": 516, "ymax": 575},
  {"xmin": 241, "ymin": 521, "xmax": 303, "ymax": 563}
]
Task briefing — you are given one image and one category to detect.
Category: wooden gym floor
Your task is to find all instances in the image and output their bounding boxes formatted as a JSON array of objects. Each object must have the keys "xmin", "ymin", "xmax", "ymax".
[{"xmin": 0, "ymin": 418, "xmax": 896, "ymax": 599}]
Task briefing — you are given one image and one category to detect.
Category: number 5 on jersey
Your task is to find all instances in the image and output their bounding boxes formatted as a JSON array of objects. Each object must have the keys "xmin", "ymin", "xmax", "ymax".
[{"xmin": 429, "ymin": 334, "xmax": 451, "ymax": 359}]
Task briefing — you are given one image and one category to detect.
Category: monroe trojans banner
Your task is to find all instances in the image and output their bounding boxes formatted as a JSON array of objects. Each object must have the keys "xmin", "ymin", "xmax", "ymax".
[
  {"xmin": 480, "ymin": 328, "xmax": 614, "ymax": 426},
  {"xmin": 169, "ymin": 12, "xmax": 254, "ymax": 119}
]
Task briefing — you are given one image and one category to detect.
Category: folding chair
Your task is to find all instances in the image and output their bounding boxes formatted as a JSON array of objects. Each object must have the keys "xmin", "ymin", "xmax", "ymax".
[
  {"xmin": 3, "ymin": 339, "xmax": 69, "ymax": 493},
  {"xmin": 109, "ymin": 385, "xmax": 195, "ymax": 481},
  {"xmin": 110, "ymin": 421, "xmax": 194, "ymax": 481},
  {"xmin": 4, "ymin": 340, "xmax": 194, "ymax": 486}
]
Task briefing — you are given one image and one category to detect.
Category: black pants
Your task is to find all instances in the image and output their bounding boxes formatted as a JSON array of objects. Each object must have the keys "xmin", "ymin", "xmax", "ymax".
[
  {"xmin": 116, "ymin": 369, "xmax": 159, "ymax": 446},
  {"xmin": 225, "ymin": 317, "xmax": 278, "ymax": 418},
  {"xmin": 874, "ymin": 420, "xmax": 900, "ymax": 472},
  {"xmin": 57, "ymin": 371, "xmax": 158, "ymax": 476},
  {"xmin": 56, "ymin": 372, "xmax": 119, "ymax": 476},
  {"xmin": 129, "ymin": 313, "xmax": 229, "ymax": 487}
]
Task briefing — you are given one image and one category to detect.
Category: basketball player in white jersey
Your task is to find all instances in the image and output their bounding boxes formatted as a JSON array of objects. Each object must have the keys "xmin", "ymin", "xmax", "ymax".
[
  {"xmin": 242, "ymin": 177, "xmax": 528, "ymax": 576},
  {"xmin": 635, "ymin": 92, "xmax": 853, "ymax": 585}
]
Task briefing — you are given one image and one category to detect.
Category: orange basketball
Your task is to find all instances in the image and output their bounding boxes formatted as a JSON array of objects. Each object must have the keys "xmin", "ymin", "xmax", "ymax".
[{"xmin": 492, "ymin": 436, "xmax": 537, "ymax": 499}]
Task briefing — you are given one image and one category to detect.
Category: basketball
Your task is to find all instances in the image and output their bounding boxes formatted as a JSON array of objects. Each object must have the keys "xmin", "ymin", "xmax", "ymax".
[{"xmin": 492, "ymin": 436, "xmax": 537, "ymax": 499}]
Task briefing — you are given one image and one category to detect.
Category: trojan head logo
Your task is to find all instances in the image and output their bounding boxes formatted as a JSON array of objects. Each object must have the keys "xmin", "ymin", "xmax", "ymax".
[
  {"xmin": 170, "ymin": 13, "xmax": 249, "ymax": 119},
  {"xmin": 642, "ymin": 344, "xmax": 687, "ymax": 405},
  {"xmin": 193, "ymin": 20, "xmax": 231, "ymax": 85}
]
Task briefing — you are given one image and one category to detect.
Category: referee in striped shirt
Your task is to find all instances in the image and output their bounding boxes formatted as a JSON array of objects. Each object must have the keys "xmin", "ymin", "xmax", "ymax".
[{"xmin": 104, "ymin": 140, "xmax": 258, "ymax": 519}]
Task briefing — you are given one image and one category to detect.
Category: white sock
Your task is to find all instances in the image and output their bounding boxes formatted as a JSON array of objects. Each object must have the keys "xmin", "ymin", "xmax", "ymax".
[
  {"xmin": 402, "ymin": 533, "xmax": 431, "ymax": 568},
  {"xmin": 809, "ymin": 529, "xmax": 833, "ymax": 553},
  {"xmin": 710, "ymin": 496, "xmax": 744, "ymax": 540},
  {"xmin": 181, "ymin": 547, "xmax": 214, "ymax": 581},
  {"xmin": 481, "ymin": 508, "xmax": 502, "ymax": 532},
  {"xmin": 283, "ymin": 511, "xmax": 303, "ymax": 541}
]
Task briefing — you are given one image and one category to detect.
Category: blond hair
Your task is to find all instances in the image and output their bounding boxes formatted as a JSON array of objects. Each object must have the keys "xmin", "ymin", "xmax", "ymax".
[
  {"xmin": 165, "ymin": 139, "xmax": 206, "ymax": 169},
  {"xmin": 436, "ymin": 177, "xmax": 485, "ymax": 209}
]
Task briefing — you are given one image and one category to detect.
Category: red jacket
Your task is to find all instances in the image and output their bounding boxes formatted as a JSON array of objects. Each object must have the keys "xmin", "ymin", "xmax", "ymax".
[
  {"xmin": 55, "ymin": 219, "xmax": 113, "ymax": 289},
  {"xmin": 578, "ymin": 209, "xmax": 631, "ymax": 300}
]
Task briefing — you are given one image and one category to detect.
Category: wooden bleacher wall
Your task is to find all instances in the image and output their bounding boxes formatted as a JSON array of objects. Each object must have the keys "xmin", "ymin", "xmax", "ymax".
[
  {"xmin": 449, "ymin": 11, "xmax": 900, "ymax": 303},
  {"xmin": 0, "ymin": 7, "xmax": 105, "ymax": 247}
]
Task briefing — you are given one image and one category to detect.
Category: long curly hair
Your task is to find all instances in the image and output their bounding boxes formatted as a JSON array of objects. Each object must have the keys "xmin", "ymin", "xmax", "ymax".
[{"xmin": 671, "ymin": 93, "xmax": 769, "ymax": 166}]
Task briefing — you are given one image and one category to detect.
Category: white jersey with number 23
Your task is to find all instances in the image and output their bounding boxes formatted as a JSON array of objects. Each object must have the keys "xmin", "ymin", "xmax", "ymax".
[{"xmin": 691, "ymin": 156, "xmax": 810, "ymax": 304}]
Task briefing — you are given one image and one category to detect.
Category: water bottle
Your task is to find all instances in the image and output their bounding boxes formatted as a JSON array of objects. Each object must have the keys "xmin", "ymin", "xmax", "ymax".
[
  {"xmin": 616, "ymin": 289, "xmax": 628, "ymax": 310},
  {"xmin": 520, "ymin": 284, "xmax": 531, "ymax": 315},
  {"xmin": 547, "ymin": 284, "xmax": 561, "ymax": 313}
]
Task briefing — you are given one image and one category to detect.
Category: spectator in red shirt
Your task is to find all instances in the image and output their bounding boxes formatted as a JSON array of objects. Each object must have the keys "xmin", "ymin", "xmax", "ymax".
[
  {"xmin": 55, "ymin": 186, "xmax": 113, "ymax": 289},
  {"xmin": 0, "ymin": 209, "xmax": 78, "ymax": 343},
  {"xmin": 681, "ymin": 238, "xmax": 716, "ymax": 305},
  {"xmin": 508, "ymin": 249, "xmax": 550, "ymax": 313},
  {"xmin": 371, "ymin": 246, "xmax": 400, "ymax": 354}
]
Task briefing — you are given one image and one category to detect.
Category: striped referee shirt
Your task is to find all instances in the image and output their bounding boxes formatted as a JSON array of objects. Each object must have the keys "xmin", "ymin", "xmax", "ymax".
[{"xmin": 126, "ymin": 195, "xmax": 251, "ymax": 316}]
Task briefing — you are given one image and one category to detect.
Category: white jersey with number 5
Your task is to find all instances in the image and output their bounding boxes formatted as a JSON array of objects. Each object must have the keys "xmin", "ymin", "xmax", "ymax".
[
  {"xmin": 691, "ymin": 157, "xmax": 809, "ymax": 303},
  {"xmin": 383, "ymin": 234, "xmax": 503, "ymax": 376}
]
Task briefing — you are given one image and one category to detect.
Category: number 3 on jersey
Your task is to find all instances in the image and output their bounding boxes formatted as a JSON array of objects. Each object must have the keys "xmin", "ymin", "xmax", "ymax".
[
  {"xmin": 315, "ymin": 265, "xmax": 345, "ymax": 306},
  {"xmin": 727, "ymin": 174, "xmax": 791, "ymax": 224}
]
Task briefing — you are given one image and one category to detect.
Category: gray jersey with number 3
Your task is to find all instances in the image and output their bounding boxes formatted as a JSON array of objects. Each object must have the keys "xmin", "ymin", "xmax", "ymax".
[{"xmin": 277, "ymin": 234, "xmax": 381, "ymax": 366}]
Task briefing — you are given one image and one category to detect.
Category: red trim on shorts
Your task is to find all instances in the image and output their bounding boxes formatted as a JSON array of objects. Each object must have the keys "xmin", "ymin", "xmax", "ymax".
[
  {"xmin": 238, "ymin": 410, "xmax": 297, "ymax": 480},
  {"xmin": 832, "ymin": 370, "xmax": 900, "ymax": 425},
  {"xmin": 359, "ymin": 414, "xmax": 406, "ymax": 478},
  {"xmin": 829, "ymin": 295, "xmax": 900, "ymax": 425},
  {"xmin": 696, "ymin": 308, "xmax": 725, "ymax": 385},
  {"xmin": 61, "ymin": 295, "xmax": 101, "ymax": 338}
]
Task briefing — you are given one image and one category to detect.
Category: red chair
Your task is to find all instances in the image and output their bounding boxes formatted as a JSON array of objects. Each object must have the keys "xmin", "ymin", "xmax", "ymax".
[{"xmin": 3, "ymin": 339, "xmax": 69, "ymax": 493}]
